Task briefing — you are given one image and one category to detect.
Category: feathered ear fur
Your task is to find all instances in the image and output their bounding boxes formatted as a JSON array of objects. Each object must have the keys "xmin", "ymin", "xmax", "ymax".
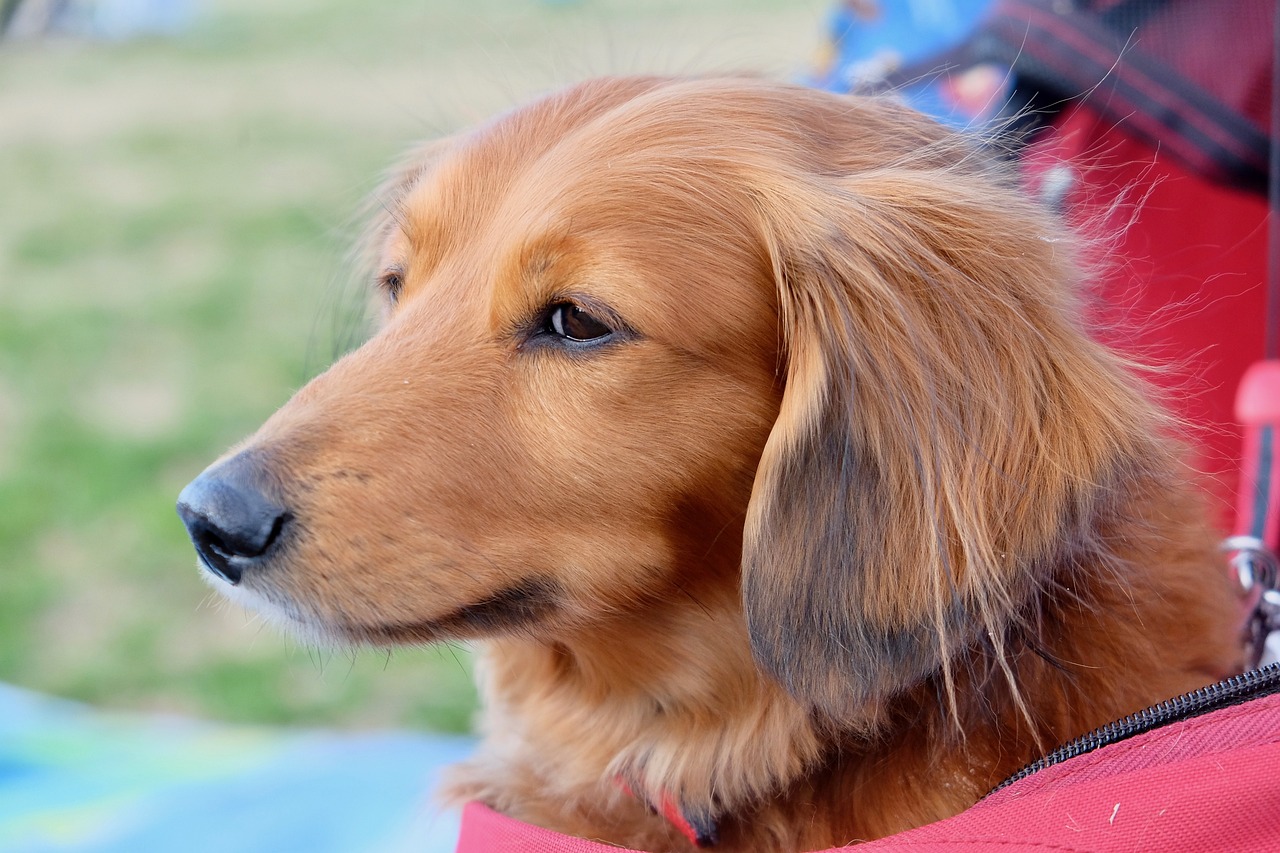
[{"xmin": 741, "ymin": 123, "xmax": 1160, "ymax": 725}]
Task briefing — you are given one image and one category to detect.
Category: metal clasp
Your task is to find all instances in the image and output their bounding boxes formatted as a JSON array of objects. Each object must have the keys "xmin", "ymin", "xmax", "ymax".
[{"xmin": 1224, "ymin": 535, "xmax": 1280, "ymax": 668}]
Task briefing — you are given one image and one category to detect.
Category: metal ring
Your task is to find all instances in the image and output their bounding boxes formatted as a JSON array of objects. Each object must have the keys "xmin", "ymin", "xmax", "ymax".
[{"xmin": 1223, "ymin": 536, "xmax": 1280, "ymax": 594}]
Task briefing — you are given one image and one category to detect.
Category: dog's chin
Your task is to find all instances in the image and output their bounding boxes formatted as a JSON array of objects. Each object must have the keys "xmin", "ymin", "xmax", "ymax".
[
  {"xmin": 198, "ymin": 566, "xmax": 353, "ymax": 647},
  {"xmin": 201, "ymin": 565, "xmax": 564, "ymax": 648}
]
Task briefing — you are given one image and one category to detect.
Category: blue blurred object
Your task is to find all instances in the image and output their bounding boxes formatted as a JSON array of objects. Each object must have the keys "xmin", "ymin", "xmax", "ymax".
[
  {"xmin": 0, "ymin": 684, "xmax": 473, "ymax": 853},
  {"xmin": 803, "ymin": 0, "xmax": 1003, "ymax": 127},
  {"xmin": 91, "ymin": 0, "xmax": 193, "ymax": 39},
  {"xmin": 2, "ymin": 0, "xmax": 194, "ymax": 40}
]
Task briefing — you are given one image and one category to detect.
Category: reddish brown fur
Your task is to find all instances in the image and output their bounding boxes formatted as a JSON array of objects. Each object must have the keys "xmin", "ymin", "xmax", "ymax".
[{"xmin": 197, "ymin": 77, "xmax": 1240, "ymax": 851}]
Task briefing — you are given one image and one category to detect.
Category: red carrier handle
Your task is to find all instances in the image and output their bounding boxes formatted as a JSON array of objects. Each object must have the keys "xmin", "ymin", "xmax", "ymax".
[{"xmin": 1234, "ymin": 360, "xmax": 1280, "ymax": 548}]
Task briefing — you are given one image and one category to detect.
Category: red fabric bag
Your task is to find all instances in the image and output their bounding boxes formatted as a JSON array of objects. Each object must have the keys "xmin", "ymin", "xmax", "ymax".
[
  {"xmin": 455, "ymin": 688, "xmax": 1280, "ymax": 852},
  {"xmin": 974, "ymin": 0, "xmax": 1275, "ymax": 521}
]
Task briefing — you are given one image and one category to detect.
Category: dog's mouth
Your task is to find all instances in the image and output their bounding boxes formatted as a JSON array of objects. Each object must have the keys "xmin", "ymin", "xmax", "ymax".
[
  {"xmin": 217, "ymin": 569, "xmax": 565, "ymax": 648},
  {"xmin": 343, "ymin": 576, "xmax": 565, "ymax": 645}
]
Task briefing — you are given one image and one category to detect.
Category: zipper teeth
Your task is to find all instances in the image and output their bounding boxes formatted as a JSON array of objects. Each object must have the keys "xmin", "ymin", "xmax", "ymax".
[{"xmin": 988, "ymin": 662, "xmax": 1280, "ymax": 794}]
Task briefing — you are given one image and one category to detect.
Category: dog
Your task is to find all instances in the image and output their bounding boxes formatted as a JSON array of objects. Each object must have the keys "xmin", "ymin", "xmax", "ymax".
[{"xmin": 177, "ymin": 76, "xmax": 1241, "ymax": 851}]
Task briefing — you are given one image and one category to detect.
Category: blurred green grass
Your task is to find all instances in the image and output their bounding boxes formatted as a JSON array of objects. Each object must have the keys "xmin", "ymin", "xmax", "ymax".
[{"xmin": 0, "ymin": 0, "xmax": 820, "ymax": 733}]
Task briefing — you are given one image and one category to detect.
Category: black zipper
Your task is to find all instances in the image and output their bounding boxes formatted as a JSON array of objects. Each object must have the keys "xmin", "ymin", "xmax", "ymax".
[{"xmin": 987, "ymin": 662, "xmax": 1280, "ymax": 795}]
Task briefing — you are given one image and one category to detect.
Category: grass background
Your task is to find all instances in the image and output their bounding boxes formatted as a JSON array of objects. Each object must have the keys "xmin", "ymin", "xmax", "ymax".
[{"xmin": 0, "ymin": 0, "xmax": 824, "ymax": 733}]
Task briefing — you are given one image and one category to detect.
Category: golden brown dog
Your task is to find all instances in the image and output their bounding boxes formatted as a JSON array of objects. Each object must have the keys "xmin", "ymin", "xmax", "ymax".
[{"xmin": 178, "ymin": 76, "xmax": 1240, "ymax": 851}]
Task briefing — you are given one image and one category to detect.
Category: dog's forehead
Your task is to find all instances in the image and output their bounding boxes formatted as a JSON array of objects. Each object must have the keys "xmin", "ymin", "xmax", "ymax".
[
  {"xmin": 389, "ymin": 79, "xmax": 677, "ymax": 241},
  {"xmin": 387, "ymin": 91, "xmax": 779, "ymax": 352}
]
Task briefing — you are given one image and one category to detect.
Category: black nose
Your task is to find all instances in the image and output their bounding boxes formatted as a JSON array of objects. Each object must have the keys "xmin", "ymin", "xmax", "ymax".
[{"xmin": 176, "ymin": 454, "xmax": 290, "ymax": 585}]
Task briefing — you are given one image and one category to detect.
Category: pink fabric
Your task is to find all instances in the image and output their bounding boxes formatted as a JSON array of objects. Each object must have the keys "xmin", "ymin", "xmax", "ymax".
[
  {"xmin": 857, "ymin": 693, "xmax": 1280, "ymax": 852},
  {"xmin": 457, "ymin": 692, "xmax": 1280, "ymax": 852},
  {"xmin": 457, "ymin": 802, "xmax": 623, "ymax": 853},
  {"xmin": 1235, "ymin": 361, "xmax": 1280, "ymax": 548}
]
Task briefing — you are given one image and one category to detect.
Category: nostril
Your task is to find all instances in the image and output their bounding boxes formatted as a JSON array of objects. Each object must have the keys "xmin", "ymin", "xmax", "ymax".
[
  {"xmin": 261, "ymin": 512, "xmax": 288, "ymax": 553},
  {"xmin": 186, "ymin": 514, "xmax": 245, "ymax": 585},
  {"xmin": 199, "ymin": 509, "xmax": 287, "ymax": 559},
  {"xmin": 182, "ymin": 511, "xmax": 290, "ymax": 586}
]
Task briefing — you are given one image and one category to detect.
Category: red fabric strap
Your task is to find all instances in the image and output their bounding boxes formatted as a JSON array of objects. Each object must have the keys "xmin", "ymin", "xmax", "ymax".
[
  {"xmin": 613, "ymin": 777, "xmax": 717, "ymax": 847},
  {"xmin": 456, "ymin": 692, "xmax": 1280, "ymax": 852}
]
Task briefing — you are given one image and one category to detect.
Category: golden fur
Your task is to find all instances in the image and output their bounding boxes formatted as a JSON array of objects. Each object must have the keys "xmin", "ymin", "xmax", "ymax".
[{"xmin": 193, "ymin": 77, "xmax": 1240, "ymax": 850}]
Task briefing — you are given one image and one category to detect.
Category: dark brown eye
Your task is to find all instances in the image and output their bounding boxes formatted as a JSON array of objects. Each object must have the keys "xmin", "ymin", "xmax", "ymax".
[
  {"xmin": 547, "ymin": 303, "xmax": 612, "ymax": 342},
  {"xmin": 378, "ymin": 270, "xmax": 404, "ymax": 303}
]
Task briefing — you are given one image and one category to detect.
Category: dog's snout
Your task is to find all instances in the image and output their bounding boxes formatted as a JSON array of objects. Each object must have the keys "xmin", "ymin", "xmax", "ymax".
[{"xmin": 177, "ymin": 456, "xmax": 290, "ymax": 585}]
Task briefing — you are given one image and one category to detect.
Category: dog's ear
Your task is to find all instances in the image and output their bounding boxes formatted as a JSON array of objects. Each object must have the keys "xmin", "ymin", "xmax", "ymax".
[{"xmin": 741, "ymin": 133, "xmax": 1153, "ymax": 724}]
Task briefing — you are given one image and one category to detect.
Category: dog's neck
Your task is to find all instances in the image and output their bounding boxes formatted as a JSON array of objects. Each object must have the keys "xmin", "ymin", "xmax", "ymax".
[
  {"xmin": 443, "ymin": 590, "xmax": 1009, "ymax": 850},
  {"xmin": 442, "ymin": 578, "xmax": 828, "ymax": 847}
]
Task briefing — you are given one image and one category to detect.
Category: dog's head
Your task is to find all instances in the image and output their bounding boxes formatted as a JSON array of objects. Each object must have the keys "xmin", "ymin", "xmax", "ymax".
[{"xmin": 178, "ymin": 77, "xmax": 1154, "ymax": 723}]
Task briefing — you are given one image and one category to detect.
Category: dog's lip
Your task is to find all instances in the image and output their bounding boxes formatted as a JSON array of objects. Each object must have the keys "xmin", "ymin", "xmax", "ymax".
[
  {"xmin": 343, "ymin": 619, "xmax": 447, "ymax": 645},
  {"xmin": 328, "ymin": 576, "xmax": 564, "ymax": 645}
]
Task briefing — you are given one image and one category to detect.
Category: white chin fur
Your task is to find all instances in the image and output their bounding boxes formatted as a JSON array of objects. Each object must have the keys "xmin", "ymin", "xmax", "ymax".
[{"xmin": 200, "ymin": 565, "xmax": 352, "ymax": 648}]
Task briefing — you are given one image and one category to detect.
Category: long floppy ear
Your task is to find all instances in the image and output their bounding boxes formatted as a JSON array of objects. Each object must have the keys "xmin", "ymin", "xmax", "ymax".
[{"xmin": 741, "ymin": 130, "xmax": 1156, "ymax": 724}]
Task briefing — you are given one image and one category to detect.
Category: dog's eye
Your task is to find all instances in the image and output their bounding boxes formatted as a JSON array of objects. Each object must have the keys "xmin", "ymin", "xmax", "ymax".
[
  {"xmin": 377, "ymin": 269, "xmax": 404, "ymax": 304},
  {"xmin": 546, "ymin": 303, "xmax": 613, "ymax": 342}
]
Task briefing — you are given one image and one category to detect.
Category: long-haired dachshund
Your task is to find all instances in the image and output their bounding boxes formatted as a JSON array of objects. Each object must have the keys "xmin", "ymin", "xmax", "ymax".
[{"xmin": 178, "ymin": 76, "xmax": 1240, "ymax": 851}]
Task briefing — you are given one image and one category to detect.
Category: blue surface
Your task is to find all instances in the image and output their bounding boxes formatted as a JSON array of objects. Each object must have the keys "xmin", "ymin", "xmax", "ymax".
[
  {"xmin": 803, "ymin": 0, "xmax": 1000, "ymax": 127},
  {"xmin": 0, "ymin": 684, "xmax": 474, "ymax": 853}
]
